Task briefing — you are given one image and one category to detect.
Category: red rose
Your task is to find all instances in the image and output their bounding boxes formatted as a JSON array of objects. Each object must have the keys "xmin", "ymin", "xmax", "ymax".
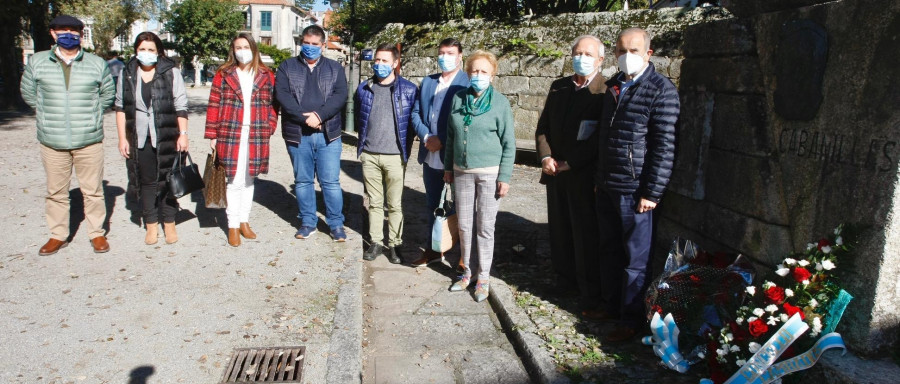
[
  {"xmin": 783, "ymin": 302, "xmax": 805, "ymax": 320},
  {"xmin": 792, "ymin": 267, "xmax": 812, "ymax": 283},
  {"xmin": 651, "ymin": 304, "xmax": 663, "ymax": 314},
  {"xmin": 748, "ymin": 319, "xmax": 769, "ymax": 337},
  {"xmin": 817, "ymin": 238, "xmax": 830, "ymax": 250},
  {"xmin": 765, "ymin": 286, "xmax": 786, "ymax": 304}
]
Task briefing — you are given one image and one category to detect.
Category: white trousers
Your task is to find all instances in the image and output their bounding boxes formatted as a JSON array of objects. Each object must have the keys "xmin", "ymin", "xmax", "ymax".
[{"xmin": 226, "ymin": 124, "xmax": 255, "ymax": 228}]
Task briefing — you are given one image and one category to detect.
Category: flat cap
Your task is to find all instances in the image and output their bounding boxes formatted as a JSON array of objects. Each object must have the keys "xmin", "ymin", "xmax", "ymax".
[{"xmin": 49, "ymin": 15, "xmax": 84, "ymax": 30}]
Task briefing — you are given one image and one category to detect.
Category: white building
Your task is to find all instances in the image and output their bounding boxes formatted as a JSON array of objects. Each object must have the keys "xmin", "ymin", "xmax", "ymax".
[{"xmin": 239, "ymin": 0, "xmax": 317, "ymax": 55}]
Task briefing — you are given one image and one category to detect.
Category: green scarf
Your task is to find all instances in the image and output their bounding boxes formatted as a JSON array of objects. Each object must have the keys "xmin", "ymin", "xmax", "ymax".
[{"xmin": 462, "ymin": 85, "xmax": 494, "ymax": 126}]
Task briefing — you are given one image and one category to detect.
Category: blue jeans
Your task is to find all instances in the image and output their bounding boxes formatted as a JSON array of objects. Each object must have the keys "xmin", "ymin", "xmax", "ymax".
[{"xmin": 286, "ymin": 133, "xmax": 344, "ymax": 229}]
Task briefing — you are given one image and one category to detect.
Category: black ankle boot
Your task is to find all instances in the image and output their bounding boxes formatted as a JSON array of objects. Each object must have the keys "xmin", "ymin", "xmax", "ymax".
[{"xmin": 363, "ymin": 243, "xmax": 385, "ymax": 261}]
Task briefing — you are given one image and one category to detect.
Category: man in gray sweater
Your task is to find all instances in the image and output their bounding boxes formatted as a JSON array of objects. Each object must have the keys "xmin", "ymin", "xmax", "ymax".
[{"xmin": 354, "ymin": 43, "xmax": 418, "ymax": 263}]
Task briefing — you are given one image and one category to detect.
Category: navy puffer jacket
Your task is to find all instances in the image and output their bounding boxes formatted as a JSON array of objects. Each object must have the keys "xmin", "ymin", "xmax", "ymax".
[
  {"xmin": 596, "ymin": 63, "xmax": 679, "ymax": 203},
  {"xmin": 354, "ymin": 76, "xmax": 418, "ymax": 161}
]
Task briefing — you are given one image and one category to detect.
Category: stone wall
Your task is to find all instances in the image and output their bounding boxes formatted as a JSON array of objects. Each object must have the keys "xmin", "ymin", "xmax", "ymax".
[
  {"xmin": 361, "ymin": 7, "xmax": 730, "ymax": 144},
  {"xmin": 665, "ymin": 0, "xmax": 900, "ymax": 354}
]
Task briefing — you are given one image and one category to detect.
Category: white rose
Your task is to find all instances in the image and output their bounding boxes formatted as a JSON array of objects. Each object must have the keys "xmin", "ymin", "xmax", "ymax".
[
  {"xmin": 730, "ymin": 345, "xmax": 741, "ymax": 352},
  {"xmin": 803, "ymin": 279, "xmax": 810, "ymax": 286},
  {"xmin": 748, "ymin": 316, "xmax": 759, "ymax": 323},
  {"xmin": 746, "ymin": 286, "xmax": 757, "ymax": 296},
  {"xmin": 775, "ymin": 266, "xmax": 790, "ymax": 277},
  {"xmin": 822, "ymin": 260, "xmax": 836, "ymax": 270},
  {"xmin": 736, "ymin": 359, "xmax": 747, "ymax": 366},
  {"xmin": 816, "ymin": 262, "xmax": 823, "ymax": 271},
  {"xmin": 762, "ymin": 281, "xmax": 775, "ymax": 289},
  {"xmin": 753, "ymin": 308, "xmax": 765, "ymax": 317},
  {"xmin": 748, "ymin": 342, "xmax": 762, "ymax": 353},
  {"xmin": 784, "ymin": 258, "xmax": 797, "ymax": 265},
  {"xmin": 780, "ymin": 313, "xmax": 789, "ymax": 322},
  {"xmin": 767, "ymin": 316, "xmax": 778, "ymax": 325},
  {"xmin": 735, "ymin": 317, "xmax": 744, "ymax": 325},
  {"xmin": 821, "ymin": 245, "xmax": 832, "ymax": 254},
  {"xmin": 765, "ymin": 304, "xmax": 779, "ymax": 314},
  {"xmin": 717, "ymin": 348, "xmax": 728, "ymax": 357},
  {"xmin": 806, "ymin": 243, "xmax": 816, "ymax": 251},
  {"xmin": 798, "ymin": 259, "xmax": 810, "ymax": 267},
  {"xmin": 834, "ymin": 227, "xmax": 841, "ymax": 236},
  {"xmin": 809, "ymin": 299, "xmax": 818, "ymax": 308},
  {"xmin": 835, "ymin": 236, "xmax": 843, "ymax": 246},
  {"xmin": 785, "ymin": 288, "xmax": 794, "ymax": 297}
]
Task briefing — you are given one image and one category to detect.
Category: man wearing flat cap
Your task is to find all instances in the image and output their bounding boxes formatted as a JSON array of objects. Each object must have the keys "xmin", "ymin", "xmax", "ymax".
[{"xmin": 20, "ymin": 15, "xmax": 116, "ymax": 256}]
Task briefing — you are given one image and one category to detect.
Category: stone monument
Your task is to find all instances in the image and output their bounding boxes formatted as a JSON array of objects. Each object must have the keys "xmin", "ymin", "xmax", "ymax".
[{"xmin": 664, "ymin": 0, "xmax": 900, "ymax": 357}]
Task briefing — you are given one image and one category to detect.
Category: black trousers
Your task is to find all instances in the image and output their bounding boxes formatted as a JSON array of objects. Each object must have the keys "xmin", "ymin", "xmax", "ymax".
[
  {"xmin": 546, "ymin": 168, "xmax": 601, "ymax": 309},
  {"xmin": 137, "ymin": 138, "xmax": 178, "ymax": 225}
]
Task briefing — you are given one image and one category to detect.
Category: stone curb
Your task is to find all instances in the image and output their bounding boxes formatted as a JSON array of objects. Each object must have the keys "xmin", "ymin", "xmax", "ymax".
[
  {"xmin": 488, "ymin": 277, "xmax": 572, "ymax": 384},
  {"xmin": 324, "ymin": 252, "xmax": 364, "ymax": 384}
]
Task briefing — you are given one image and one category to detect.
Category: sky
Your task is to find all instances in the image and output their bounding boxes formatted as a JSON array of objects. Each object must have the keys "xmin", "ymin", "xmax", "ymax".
[{"xmin": 312, "ymin": 2, "xmax": 334, "ymax": 12}]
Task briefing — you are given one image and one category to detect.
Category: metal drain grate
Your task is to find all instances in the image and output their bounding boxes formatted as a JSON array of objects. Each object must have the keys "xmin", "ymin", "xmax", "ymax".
[{"xmin": 220, "ymin": 346, "xmax": 306, "ymax": 383}]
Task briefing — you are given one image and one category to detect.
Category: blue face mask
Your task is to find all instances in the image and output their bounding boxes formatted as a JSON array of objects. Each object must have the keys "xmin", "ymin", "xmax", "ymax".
[
  {"xmin": 56, "ymin": 33, "xmax": 81, "ymax": 50},
  {"xmin": 572, "ymin": 55, "xmax": 596, "ymax": 77},
  {"xmin": 470, "ymin": 75, "xmax": 491, "ymax": 93},
  {"xmin": 136, "ymin": 51, "xmax": 158, "ymax": 66},
  {"xmin": 301, "ymin": 44, "xmax": 322, "ymax": 60},
  {"xmin": 438, "ymin": 54, "xmax": 458, "ymax": 72},
  {"xmin": 373, "ymin": 63, "xmax": 393, "ymax": 79}
]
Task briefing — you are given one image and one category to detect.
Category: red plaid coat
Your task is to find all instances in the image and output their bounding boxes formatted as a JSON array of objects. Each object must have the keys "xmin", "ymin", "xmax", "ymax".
[{"xmin": 204, "ymin": 67, "xmax": 278, "ymax": 180}]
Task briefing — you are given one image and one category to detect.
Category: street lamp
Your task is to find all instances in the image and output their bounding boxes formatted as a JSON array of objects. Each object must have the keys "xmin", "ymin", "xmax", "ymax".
[{"xmin": 330, "ymin": 0, "xmax": 355, "ymax": 134}]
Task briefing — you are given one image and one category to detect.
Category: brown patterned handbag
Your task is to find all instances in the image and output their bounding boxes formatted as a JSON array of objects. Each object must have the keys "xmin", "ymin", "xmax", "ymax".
[{"xmin": 203, "ymin": 149, "xmax": 228, "ymax": 209}]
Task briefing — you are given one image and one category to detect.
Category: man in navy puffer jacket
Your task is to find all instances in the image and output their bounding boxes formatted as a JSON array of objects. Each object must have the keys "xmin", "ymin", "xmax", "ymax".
[
  {"xmin": 594, "ymin": 28, "xmax": 679, "ymax": 342},
  {"xmin": 355, "ymin": 44, "xmax": 417, "ymax": 264}
]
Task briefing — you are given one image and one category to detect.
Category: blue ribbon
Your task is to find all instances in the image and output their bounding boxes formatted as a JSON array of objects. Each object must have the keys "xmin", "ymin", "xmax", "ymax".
[
  {"xmin": 699, "ymin": 314, "xmax": 846, "ymax": 384},
  {"xmin": 724, "ymin": 313, "xmax": 808, "ymax": 384},
  {"xmin": 643, "ymin": 313, "xmax": 690, "ymax": 373}
]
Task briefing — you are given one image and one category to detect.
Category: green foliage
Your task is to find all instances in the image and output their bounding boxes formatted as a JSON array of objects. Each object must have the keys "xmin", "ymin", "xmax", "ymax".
[
  {"xmin": 327, "ymin": 1, "xmax": 649, "ymax": 47},
  {"xmin": 258, "ymin": 44, "xmax": 292, "ymax": 69},
  {"xmin": 535, "ymin": 47, "xmax": 563, "ymax": 58},
  {"xmin": 165, "ymin": 0, "xmax": 244, "ymax": 64}
]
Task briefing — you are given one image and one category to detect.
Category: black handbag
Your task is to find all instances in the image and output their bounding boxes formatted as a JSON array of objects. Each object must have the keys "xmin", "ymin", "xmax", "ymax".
[{"xmin": 167, "ymin": 152, "xmax": 205, "ymax": 198}]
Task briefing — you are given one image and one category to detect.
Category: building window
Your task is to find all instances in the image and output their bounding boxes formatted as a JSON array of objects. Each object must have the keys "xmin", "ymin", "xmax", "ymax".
[
  {"xmin": 261, "ymin": 37, "xmax": 272, "ymax": 46},
  {"xmin": 243, "ymin": 12, "xmax": 251, "ymax": 29},
  {"xmin": 260, "ymin": 11, "xmax": 272, "ymax": 31}
]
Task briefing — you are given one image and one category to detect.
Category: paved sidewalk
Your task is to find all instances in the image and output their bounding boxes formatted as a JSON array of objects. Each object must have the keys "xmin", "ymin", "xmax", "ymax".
[
  {"xmin": 0, "ymin": 87, "xmax": 363, "ymax": 384},
  {"xmin": 360, "ymin": 148, "xmax": 536, "ymax": 384}
]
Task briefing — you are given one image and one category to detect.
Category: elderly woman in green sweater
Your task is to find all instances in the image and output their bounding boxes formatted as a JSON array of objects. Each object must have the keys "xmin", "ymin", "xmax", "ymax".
[{"xmin": 443, "ymin": 50, "xmax": 516, "ymax": 302}]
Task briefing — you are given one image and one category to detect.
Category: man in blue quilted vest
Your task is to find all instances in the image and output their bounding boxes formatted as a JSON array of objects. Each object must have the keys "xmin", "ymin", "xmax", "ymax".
[
  {"xmin": 275, "ymin": 25, "xmax": 349, "ymax": 241},
  {"xmin": 354, "ymin": 43, "xmax": 417, "ymax": 264},
  {"xmin": 20, "ymin": 15, "xmax": 115, "ymax": 256},
  {"xmin": 594, "ymin": 27, "xmax": 680, "ymax": 342}
]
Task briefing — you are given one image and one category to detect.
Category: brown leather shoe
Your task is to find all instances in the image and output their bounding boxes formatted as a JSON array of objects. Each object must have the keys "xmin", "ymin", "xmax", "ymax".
[
  {"xmin": 163, "ymin": 222, "xmax": 178, "ymax": 244},
  {"xmin": 90, "ymin": 236, "xmax": 110, "ymax": 253},
  {"xmin": 239, "ymin": 222, "xmax": 257, "ymax": 239},
  {"xmin": 582, "ymin": 309, "xmax": 617, "ymax": 322},
  {"xmin": 228, "ymin": 228, "xmax": 241, "ymax": 247},
  {"xmin": 410, "ymin": 249, "xmax": 443, "ymax": 267},
  {"xmin": 604, "ymin": 326, "xmax": 638, "ymax": 343},
  {"xmin": 39, "ymin": 238, "xmax": 68, "ymax": 256}
]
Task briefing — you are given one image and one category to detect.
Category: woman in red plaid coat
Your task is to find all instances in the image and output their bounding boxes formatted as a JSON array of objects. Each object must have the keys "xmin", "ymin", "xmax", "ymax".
[{"xmin": 204, "ymin": 33, "xmax": 278, "ymax": 247}]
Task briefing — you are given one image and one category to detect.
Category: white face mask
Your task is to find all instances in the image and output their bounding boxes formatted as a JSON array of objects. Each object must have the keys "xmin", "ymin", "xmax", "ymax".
[
  {"xmin": 617, "ymin": 52, "xmax": 646, "ymax": 76},
  {"xmin": 235, "ymin": 49, "xmax": 253, "ymax": 65}
]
